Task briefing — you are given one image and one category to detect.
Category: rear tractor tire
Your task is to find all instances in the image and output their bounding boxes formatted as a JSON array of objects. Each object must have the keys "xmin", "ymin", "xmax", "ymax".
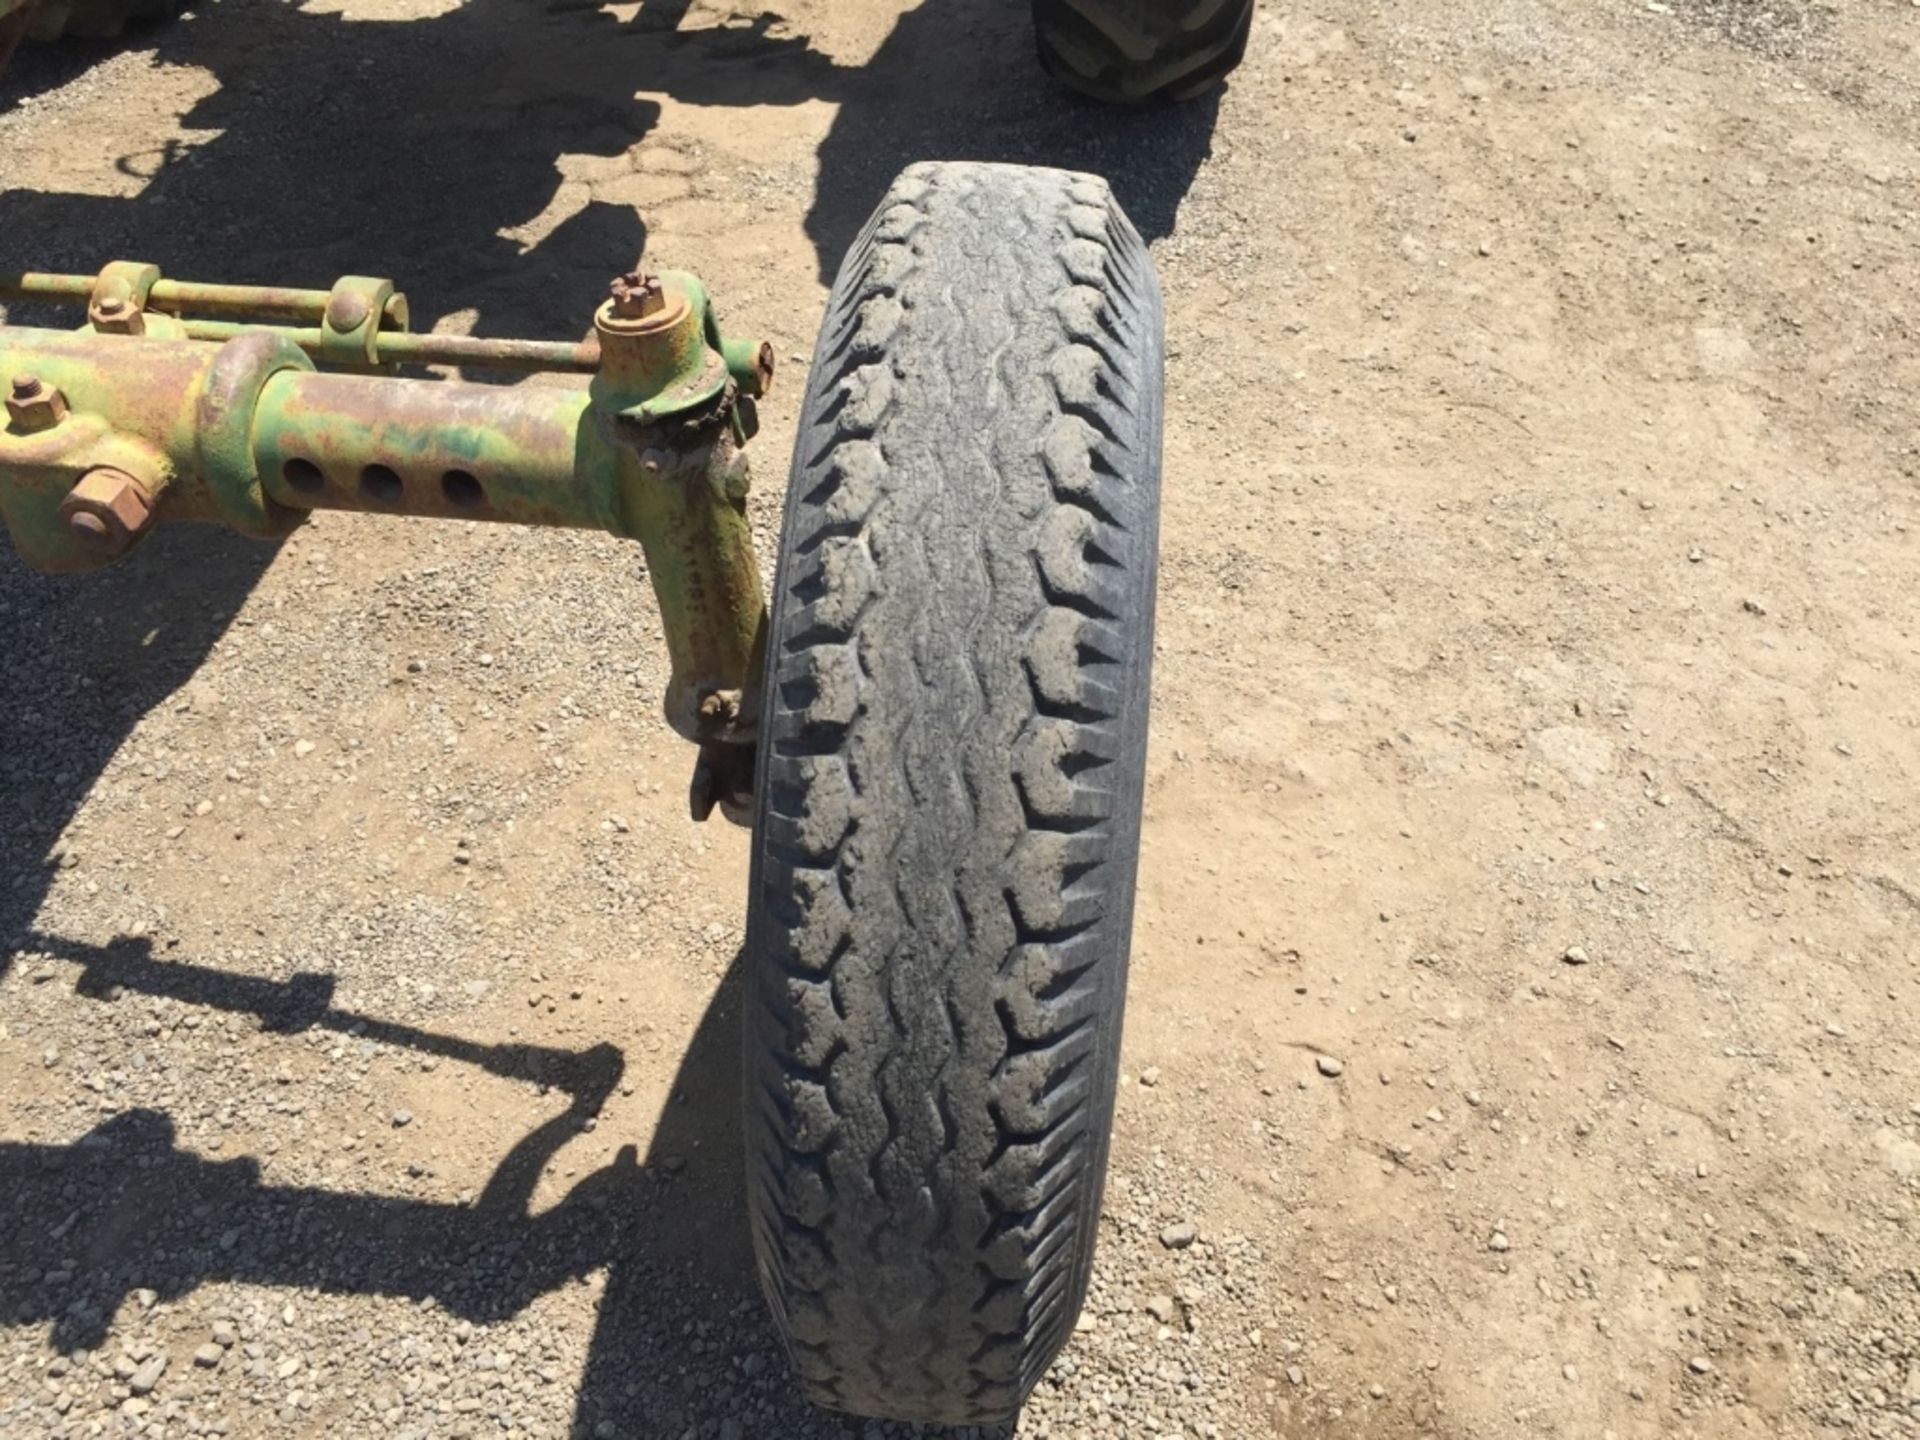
[
  {"xmin": 743, "ymin": 161, "xmax": 1164, "ymax": 1426},
  {"xmin": 1032, "ymin": 0, "xmax": 1256, "ymax": 104}
]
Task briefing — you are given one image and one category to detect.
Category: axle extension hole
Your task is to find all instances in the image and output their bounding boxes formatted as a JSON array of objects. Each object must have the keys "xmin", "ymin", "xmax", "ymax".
[
  {"xmin": 282, "ymin": 459, "xmax": 325, "ymax": 495},
  {"xmin": 441, "ymin": 470, "xmax": 485, "ymax": 509},
  {"xmin": 360, "ymin": 465, "xmax": 404, "ymax": 505}
]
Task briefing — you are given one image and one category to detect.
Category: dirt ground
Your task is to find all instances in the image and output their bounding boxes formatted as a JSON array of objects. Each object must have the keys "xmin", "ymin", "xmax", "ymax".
[{"xmin": 3, "ymin": 0, "xmax": 1920, "ymax": 1436}]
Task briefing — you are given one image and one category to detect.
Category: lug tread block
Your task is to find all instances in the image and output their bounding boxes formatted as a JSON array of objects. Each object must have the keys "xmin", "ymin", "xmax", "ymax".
[
  {"xmin": 1033, "ymin": 0, "xmax": 1256, "ymax": 104},
  {"xmin": 744, "ymin": 161, "xmax": 1163, "ymax": 1426}
]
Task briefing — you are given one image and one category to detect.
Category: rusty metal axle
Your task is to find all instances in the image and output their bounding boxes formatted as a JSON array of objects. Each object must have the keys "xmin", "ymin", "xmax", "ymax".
[{"xmin": 0, "ymin": 262, "xmax": 775, "ymax": 821}]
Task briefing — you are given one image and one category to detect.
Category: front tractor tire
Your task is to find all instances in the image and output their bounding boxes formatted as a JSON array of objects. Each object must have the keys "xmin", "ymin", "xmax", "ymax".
[
  {"xmin": 1033, "ymin": 0, "xmax": 1257, "ymax": 104},
  {"xmin": 743, "ymin": 162, "xmax": 1164, "ymax": 1426}
]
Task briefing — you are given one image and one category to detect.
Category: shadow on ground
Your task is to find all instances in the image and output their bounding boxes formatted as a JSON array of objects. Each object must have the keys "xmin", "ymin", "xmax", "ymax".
[
  {"xmin": 1, "ymin": 0, "xmax": 1223, "ymax": 1431},
  {"xmin": 0, "ymin": 0, "xmax": 1220, "ymax": 302},
  {"xmin": 0, "ymin": 935, "xmax": 810, "ymax": 1437}
]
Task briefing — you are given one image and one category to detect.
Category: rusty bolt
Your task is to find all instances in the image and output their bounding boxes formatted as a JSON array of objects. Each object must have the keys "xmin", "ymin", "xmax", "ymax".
[
  {"xmin": 326, "ymin": 291, "xmax": 373, "ymax": 333},
  {"xmin": 5, "ymin": 374, "xmax": 69, "ymax": 433},
  {"xmin": 59, "ymin": 469, "xmax": 154, "ymax": 555},
  {"xmin": 608, "ymin": 271, "xmax": 666, "ymax": 321},
  {"xmin": 90, "ymin": 292, "xmax": 145, "ymax": 335},
  {"xmin": 695, "ymin": 688, "xmax": 744, "ymax": 737}
]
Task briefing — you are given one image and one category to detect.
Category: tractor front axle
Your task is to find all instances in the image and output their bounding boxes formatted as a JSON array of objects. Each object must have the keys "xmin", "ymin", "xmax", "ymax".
[{"xmin": 0, "ymin": 262, "xmax": 773, "ymax": 822}]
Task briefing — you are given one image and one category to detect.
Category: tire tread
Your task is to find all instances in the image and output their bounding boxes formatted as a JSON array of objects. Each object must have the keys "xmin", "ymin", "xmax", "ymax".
[
  {"xmin": 745, "ymin": 161, "xmax": 1162, "ymax": 1426},
  {"xmin": 1033, "ymin": 0, "xmax": 1255, "ymax": 103}
]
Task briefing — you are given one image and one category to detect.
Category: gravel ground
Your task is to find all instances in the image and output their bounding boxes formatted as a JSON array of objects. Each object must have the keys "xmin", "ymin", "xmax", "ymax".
[{"xmin": 4, "ymin": 0, "xmax": 1920, "ymax": 1436}]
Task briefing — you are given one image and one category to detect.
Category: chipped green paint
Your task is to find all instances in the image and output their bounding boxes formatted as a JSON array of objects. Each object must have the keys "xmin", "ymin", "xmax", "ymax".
[
  {"xmin": 0, "ymin": 327, "xmax": 212, "ymax": 571},
  {"xmin": 249, "ymin": 362, "xmax": 764, "ymax": 742},
  {"xmin": 200, "ymin": 331, "xmax": 316, "ymax": 538},
  {"xmin": 250, "ymin": 369, "xmax": 609, "ymax": 530},
  {"xmin": 0, "ymin": 267, "xmax": 770, "ymax": 751}
]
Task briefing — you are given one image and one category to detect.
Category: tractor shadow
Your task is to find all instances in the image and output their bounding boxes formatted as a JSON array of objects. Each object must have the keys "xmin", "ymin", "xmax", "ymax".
[
  {"xmin": 0, "ymin": 0, "xmax": 1221, "ymax": 308},
  {"xmin": 0, "ymin": 934, "xmax": 894, "ymax": 1437}
]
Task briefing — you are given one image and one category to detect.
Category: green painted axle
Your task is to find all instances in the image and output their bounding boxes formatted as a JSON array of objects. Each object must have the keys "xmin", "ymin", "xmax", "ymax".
[{"xmin": 0, "ymin": 270, "xmax": 770, "ymax": 760}]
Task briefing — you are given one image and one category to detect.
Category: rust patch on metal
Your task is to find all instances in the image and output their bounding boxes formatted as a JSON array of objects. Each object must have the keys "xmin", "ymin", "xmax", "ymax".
[
  {"xmin": 59, "ymin": 467, "xmax": 155, "ymax": 555},
  {"xmin": 609, "ymin": 271, "xmax": 669, "ymax": 321},
  {"xmin": 6, "ymin": 373, "xmax": 68, "ymax": 434}
]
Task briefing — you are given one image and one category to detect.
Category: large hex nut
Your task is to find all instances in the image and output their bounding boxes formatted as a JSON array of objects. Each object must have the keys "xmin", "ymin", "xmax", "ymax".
[
  {"xmin": 59, "ymin": 468, "xmax": 155, "ymax": 554},
  {"xmin": 5, "ymin": 375, "xmax": 69, "ymax": 434}
]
